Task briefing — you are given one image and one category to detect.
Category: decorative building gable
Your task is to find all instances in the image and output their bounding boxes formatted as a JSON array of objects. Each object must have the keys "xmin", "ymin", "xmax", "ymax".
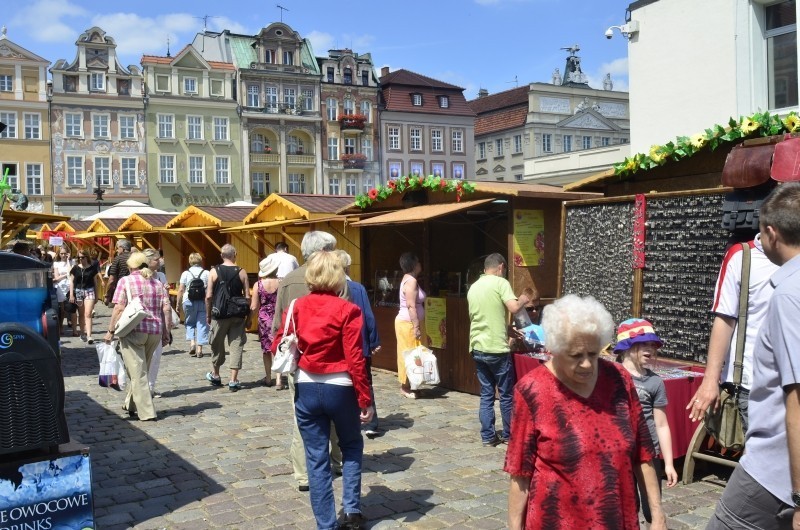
[{"xmin": 557, "ymin": 109, "xmax": 620, "ymax": 131}]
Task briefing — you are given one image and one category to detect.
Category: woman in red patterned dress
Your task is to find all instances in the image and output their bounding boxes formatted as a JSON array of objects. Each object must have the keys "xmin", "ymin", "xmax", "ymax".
[{"xmin": 505, "ymin": 294, "xmax": 666, "ymax": 530}]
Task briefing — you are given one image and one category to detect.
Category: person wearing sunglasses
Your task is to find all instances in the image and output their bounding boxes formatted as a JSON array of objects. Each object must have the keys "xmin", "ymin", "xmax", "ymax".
[
  {"xmin": 53, "ymin": 248, "xmax": 75, "ymax": 335},
  {"xmin": 69, "ymin": 250, "xmax": 101, "ymax": 344}
]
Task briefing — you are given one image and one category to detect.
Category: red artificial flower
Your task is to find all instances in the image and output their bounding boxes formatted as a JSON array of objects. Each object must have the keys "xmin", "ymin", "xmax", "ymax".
[
  {"xmin": 387, "ymin": 180, "xmax": 397, "ymax": 189},
  {"xmin": 418, "ymin": 177, "xmax": 424, "ymax": 184},
  {"xmin": 368, "ymin": 189, "xmax": 378, "ymax": 200},
  {"xmin": 439, "ymin": 179, "xmax": 447, "ymax": 189}
]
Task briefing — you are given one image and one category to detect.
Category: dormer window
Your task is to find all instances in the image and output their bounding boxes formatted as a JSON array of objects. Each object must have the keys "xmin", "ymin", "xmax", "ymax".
[
  {"xmin": 438, "ymin": 96, "xmax": 449, "ymax": 108},
  {"xmin": 265, "ymin": 50, "xmax": 275, "ymax": 64},
  {"xmin": 361, "ymin": 70, "xmax": 369, "ymax": 86},
  {"xmin": 283, "ymin": 51, "xmax": 294, "ymax": 65},
  {"xmin": 327, "ymin": 67, "xmax": 334, "ymax": 83},
  {"xmin": 90, "ymin": 72, "xmax": 105, "ymax": 92},
  {"xmin": 411, "ymin": 93, "xmax": 423, "ymax": 106},
  {"xmin": 184, "ymin": 77, "xmax": 197, "ymax": 94},
  {"xmin": 343, "ymin": 67, "xmax": 353, "ymax": 85}
]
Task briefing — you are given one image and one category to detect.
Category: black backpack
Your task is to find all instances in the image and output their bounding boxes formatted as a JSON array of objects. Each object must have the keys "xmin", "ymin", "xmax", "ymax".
[
  {"xmin": 187, "ymin": 270, "xmax": 206, "ymax": 301},
  {"xmin": 211, "ymin": 266, "xmax": 249, "ymax": 319}
]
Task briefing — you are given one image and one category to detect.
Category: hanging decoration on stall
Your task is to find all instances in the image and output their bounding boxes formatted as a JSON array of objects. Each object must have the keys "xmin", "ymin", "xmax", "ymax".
[
  {"xmin": 614, "ymin": 111, "xmax": 800, "ymax": 178},
  {"xmin": 512, "ymin": 209, "xmax": 545, "ymax": 266},
  {"xmin": 424, "ymin": 297, "xmax": 447, "ymax": 349},
  {"xmin": 632, "ymin": 194, "xmax": 646, "ymax": 269},
  {"xmin": 354, "ymin": 175, "xmax": 476, "ymax": 208}
]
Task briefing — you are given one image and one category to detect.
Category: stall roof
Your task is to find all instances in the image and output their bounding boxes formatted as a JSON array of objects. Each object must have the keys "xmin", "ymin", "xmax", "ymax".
[
  {"xmin": 1, "ymin": 210, "xmax": 70, "ymax": 246},
  {"xmin": 219, "ymin": 219, "xmax": 296, "ymax": 233},
  {"xmin": 352, "ymin": 199, "xmax": 496, "ymax": 227},
  {"xmin": 562, "ymin": 169, "xmax": 617, "ymax": 192},
  {"xmin": 86, "ymin": 218, "xmax": 127, "ymax": 233},
  {"xmin": 118, "ymin": 213, "xmax": 179, "ymax": 232},
  {"xmin": 244, "ymin": 193, "xmax": 355, "ymax": 223},
  {"xmin": 53, "ymin": 219, "xmax": 93, "ymax": 233},
  {"xmin": 157, "ymin": 225, "xmax": 219, "ymax": 233},
  {"xmin": 472, "ymin": 181, "xmax": 599, "ymax": 199},
  {"xmin": 166, "ymin": 205, "xmax": 255, "ymax": 228}
]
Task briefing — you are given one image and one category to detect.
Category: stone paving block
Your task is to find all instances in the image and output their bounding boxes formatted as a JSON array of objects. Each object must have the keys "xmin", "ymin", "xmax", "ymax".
[{"xmin": 94, "ymin": 510, "xmax": 134, "ymax": 527}]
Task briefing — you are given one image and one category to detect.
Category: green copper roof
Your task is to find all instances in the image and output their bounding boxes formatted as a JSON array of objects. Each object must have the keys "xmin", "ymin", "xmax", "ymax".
[
  {"xmin": 229, "ymin": 35, "xmax": 256, "ymax": 69},
  {"xmin": 301, "ymin": 39, "xmax": 320, "ymax": 75}
]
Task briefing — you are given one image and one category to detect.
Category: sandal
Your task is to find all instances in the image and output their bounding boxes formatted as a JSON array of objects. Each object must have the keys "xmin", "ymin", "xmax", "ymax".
[
  {"xmin": 196, "ymin": 351, "xmax": 203, "ymax": 359},
  {"xmin": 188, "ymin": 347, "xmax": 196, "ymax": 357},
  {"xmin": 261, "ymin": 377, "xmax": 274, "ymax": 387}
]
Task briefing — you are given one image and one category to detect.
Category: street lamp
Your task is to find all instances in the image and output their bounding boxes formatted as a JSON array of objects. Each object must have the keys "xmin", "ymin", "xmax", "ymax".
[{"xmin": 93, "ymin": 174, "xmax": 104, "ymax": 213}]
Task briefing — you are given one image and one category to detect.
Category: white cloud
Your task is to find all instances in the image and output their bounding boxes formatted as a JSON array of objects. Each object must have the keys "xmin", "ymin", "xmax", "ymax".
[
  {"xmin": 90, "ymin": 12, "xmax": 198, "ymax": 60},
  {"xmin": 306, "ymin": 30, "xmax": 375, "ymax": 55},
  {"xmin": 10, "ymin": 0, "xmax": 88, "ymax": 44},
  {"xmin": 207, "ymin": 16, "xmax": 251, "ymax": 35},
  {"xmin": 306, "ymin": 30, "xmax": 334, "ymax": 55},
  {"xmin": 586, "ymin": 57, "xmax": 629, "ymax": 91}
]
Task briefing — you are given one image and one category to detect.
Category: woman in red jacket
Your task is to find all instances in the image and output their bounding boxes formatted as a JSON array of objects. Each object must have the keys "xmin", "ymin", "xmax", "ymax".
[{"xmin": 272, "ymin": 250, "xmax": 373, "ymax": 530}]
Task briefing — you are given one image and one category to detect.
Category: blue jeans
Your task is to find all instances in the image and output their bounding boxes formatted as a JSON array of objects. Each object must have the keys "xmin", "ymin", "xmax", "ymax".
[
  {"xmin": 295, "ymin": 382, "xmax": 364, "ymax": 530},
  {"xmin": 472, "ymin": 350, "xmax": 515, "ymax": 443},
  {"xmin": 183, "ymin": 300, "xmax": 208, "ymax": 345}
]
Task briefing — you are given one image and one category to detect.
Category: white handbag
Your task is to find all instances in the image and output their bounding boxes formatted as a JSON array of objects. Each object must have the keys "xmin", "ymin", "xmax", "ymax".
[
  {"xmin": 114, "ymin": 281, "xmax": 148, "ymax": 337},
  {"xmin": 271, "ymin": 298, "xmax": 301, "ymax": 374}
]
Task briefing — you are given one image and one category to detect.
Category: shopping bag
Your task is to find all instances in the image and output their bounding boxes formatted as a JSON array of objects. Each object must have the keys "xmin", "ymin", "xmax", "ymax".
[
  {"xmin": 403, "ymin": 345, "xmax": 441, "ymax": 390},
  {"xmin": 271, "ymin": 299, "xmax": 301, "ymax": 374},
  {"xmin": 96, "ymin": 341, "xmax": 119, "ymax": 388},
  {"xmin": 170, "ymin": 306, "xmax": 181, "ymax": 329}
]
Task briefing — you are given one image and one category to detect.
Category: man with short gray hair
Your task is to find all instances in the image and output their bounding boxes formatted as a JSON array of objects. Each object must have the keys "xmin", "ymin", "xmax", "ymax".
[
  {"xmin": 272, "ymin": 231, "xmax": 342, "ymax": 491},
  {"xmin": 104, "ymin": 239, "xmax": 133, "ymax": 306}
]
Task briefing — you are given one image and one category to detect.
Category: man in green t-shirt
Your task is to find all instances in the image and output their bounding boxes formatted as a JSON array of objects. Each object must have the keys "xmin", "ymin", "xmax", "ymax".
[{"xmin": 467, "ymin": 253, "xmax": 531, "ymax": 447}]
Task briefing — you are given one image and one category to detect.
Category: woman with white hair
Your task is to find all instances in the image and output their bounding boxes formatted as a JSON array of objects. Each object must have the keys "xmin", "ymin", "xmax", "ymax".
[
  {"xmin": 104, "ymin": 251, "xmax": 171, "ymax": 421},
  {"xmin": 505, "ymin": 294, "xmax": 666, "ymax": 530}
]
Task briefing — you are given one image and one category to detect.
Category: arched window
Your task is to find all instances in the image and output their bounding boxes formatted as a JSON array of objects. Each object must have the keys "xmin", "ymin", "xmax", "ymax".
[
  {"xmin": 250, "ymin": 134, "xmax": 264, "ymax": 152},
  {"xmin": 343, "ymin": 67, "xmax": 353, "ymax": 85},
  {"xmin": 287, "ymin": 135, "xmax": 305, "ymax": 155},
  {"xmin": 343, "ymin": 98, "xmax": 354, "ymax": 116}
]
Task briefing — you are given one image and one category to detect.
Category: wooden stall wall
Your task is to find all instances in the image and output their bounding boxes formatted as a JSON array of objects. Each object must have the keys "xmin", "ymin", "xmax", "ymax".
[
  {"xmin": 228, "ymin": 232, "xmax": 260, "ymax": 274},
  {"xmin": 161, "ymin": 233, "xmax": 183, "ymax": 284}
]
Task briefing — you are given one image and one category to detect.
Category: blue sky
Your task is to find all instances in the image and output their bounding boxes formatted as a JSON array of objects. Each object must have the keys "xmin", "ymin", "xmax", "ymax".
[{"xmin": 6, "ymin": 0, "xmax": 633, "ymax": 98}]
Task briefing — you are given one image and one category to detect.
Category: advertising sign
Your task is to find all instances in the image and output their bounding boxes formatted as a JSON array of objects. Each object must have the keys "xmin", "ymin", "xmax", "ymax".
[
  {"xmin": 512, "ymin": 209, "xmax": 545, "ymax": 266},
  {"xmin": 424, "ymin": 297, "xmax": 447, "ymax": 349}
]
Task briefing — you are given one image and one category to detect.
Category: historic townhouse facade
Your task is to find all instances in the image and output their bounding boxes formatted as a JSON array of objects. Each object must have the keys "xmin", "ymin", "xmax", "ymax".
[
  {"xmin": 317, "ymin": 48, "xmax": 380, "ymax": 195},
  {"xmin": 49, "ymin": 27, "xmax": 146, "ymax": 218},
  {"xmin": 0, "ymin": 28, "xmax": 53, "ymax": 213},
  {"xmin": 378, "ymin": 68, "xmax": 475, "ymax": 183},
  {"xmin": 141, "ymin": 46, "xmax": 239, "ymax": 210},
  {"xmin": 193, "ymin": 23, "xmax": 322, "ymax": 197}
]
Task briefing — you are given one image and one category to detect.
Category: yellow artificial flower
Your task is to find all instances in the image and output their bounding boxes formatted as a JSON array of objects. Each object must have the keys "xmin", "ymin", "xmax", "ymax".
[
  {"xmin": 784, "ymin": 114, "xmax": 800, "ymax": 133},
  {"xmin": 740, "ymin": 117, "xmax": 759, "ymax": 135},
  {"xmin": 624, "ymin": 158, "xmax": 637, "ymax": 171},
  {"xmin": 649, "ymin": 145, "xmax": 666, "ymax": 164},
  {"xmin": 690, "ymin": 134, "xmax": 707, "ymax": 148}
]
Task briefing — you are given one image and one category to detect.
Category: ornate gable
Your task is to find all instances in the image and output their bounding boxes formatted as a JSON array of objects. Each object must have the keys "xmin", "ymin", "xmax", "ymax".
[{"xmin": 557, "ymin": 109, "xmax": 621, "ymax": 131}]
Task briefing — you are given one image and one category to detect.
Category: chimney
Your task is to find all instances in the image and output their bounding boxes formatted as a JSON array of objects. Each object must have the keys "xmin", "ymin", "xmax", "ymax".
[
  {"xmin": 381, "ymin": 66, "xmax": 390, "ymax": 77},
  {"xmin": 478, "ymin": 88, "xmax": 489, "ymax": 99}
]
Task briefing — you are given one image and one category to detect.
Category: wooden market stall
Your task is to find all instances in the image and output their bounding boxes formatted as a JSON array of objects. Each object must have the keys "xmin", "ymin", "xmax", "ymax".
[
  {"xmin": 116, "ymin": 214, "xmax": 181, "ymax": 282},
  {"xmin": 1, "ymin": 209, "xmax": 69, "ymax": 248},
  {"xmin": 345, "ymin": 182, "xmax": 596, "ymax": 395}
]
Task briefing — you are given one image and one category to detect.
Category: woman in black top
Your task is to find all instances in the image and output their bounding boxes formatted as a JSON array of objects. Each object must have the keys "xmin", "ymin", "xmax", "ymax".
[{"xmin": 70, "ymin": 249, "xmax": 101, "ymax": 344}]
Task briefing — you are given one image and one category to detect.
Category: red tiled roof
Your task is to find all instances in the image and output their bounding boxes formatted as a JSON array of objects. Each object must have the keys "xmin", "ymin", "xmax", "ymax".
[
  {"xmin": 195, "ymin": 206, "xmax": 255, "ymax": 222},
  {"xmin": 380, "ymin": 69, "xmax": 464, "ymax": 90},
  {"xmin": 475, "ymin": 106, "xmax": 528, "ymax": 136},
  {"xmin": 467, "ymin": 86, "xmax": 528, "ymax": 114},
  {"xmin": 140, "ymin": 54, "xmax": 234, "ymax": 71},
  {"xmin": 278, "ymin": 194, "xmax": 354, "ymax": 214},
  {"xmin": 379, "ymin": 69, "xmax": 475, "ymax": 117}
]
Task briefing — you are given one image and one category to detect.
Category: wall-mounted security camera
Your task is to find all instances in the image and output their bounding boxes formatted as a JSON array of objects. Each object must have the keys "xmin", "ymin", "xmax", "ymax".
[
  {"xmin": 605, "ymin": 28, "xmax": 614, "ymax": 39},
  {"xmin": 605, "ymin": 20, "xmax": 640, "ymax": 40}
]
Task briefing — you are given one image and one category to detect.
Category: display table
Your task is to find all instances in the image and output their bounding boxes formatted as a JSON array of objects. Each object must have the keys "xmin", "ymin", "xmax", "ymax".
[{"xmin": 512, "ymin": 353, "xmax": 704, "ymax": 458}]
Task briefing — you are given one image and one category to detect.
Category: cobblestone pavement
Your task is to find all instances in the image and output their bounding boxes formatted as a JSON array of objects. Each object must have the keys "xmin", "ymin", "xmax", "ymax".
[{"xmin": 58, "ymin": 304, "xmax": 727, "ymax": 529}]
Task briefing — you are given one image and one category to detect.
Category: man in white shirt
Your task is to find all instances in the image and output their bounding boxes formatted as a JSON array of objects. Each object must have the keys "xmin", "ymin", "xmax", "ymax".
[{"xmin": 270, "ymin": 242, "xmax": 299, "ymax": 280}]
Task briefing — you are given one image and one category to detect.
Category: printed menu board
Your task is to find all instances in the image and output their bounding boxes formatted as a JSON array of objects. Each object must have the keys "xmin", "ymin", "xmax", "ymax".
[
  {"xmin": 424, "ymin": 297, "xmax": 447, "ymax": 349},
  {"xmin": 512, "ymin": 209, "xmax": 545, "ymax": 266}
]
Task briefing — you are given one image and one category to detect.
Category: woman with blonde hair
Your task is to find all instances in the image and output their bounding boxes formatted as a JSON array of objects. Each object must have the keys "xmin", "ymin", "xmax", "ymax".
[
  {"xmin": 104, "ymin": 251, "xmax": 171, "ymax": 421},
  {"xmin": 272, "ymin": 251, "xmax": 373, "ymax": 529},
  {"xmin": 176, "ymin": 252, "xmax": 209, "ymax": 358}
]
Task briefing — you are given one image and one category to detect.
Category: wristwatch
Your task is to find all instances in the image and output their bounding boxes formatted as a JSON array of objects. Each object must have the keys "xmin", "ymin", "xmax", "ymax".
[{"xmin": 792, "ymin": 491, "xmax": 800, "ymax": 508}]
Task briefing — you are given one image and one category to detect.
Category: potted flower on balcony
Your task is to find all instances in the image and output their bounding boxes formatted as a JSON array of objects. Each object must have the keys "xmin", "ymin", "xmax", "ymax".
[
  {"xmin": 338, "ymin": 113, "xmax": 367, "ymax": 130},
  {"xmin": 265, "ymin": 146, "xmax": 272, "ymax": 154},
  {"xmin": 341, "ymin": 152, "xmax": 367, "ymax": 169}
]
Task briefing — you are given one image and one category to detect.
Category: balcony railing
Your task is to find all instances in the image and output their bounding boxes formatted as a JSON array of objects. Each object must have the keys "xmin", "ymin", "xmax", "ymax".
[
  {"xmin": 325, "ymin": 160, "xmax": 377, "ymax": 171},
  {"xmin": 243, "ymin": 103, "xmax": 313, "ymax": 115},
  {"xmin": 250, "ymin": 153, "xmax": 280, "ymax": 165},
  {"xmin": 287, "ymin": 154, "xmax": 315, "ymax": 165}
]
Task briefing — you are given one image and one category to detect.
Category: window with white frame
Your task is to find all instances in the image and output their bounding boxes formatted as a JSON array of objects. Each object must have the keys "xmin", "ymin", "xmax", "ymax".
[
  {"xmin": 360, "ymin": 100, "xmax": 371, "ymax": 121},
  {"xmin": 438, "ymin": 96, "xmax": 449, "ymax": 108},
  {"xmin": 184, "ymin": 77, "xmax": 197, "ymax": 94},
  {"xmin": 25, "ymin": 163, "xmax": 42, "ymax": 195},
  {"xmin": 287, "ymin": 135, "xmax": 305, "ymax": 155},
  {"xmin": 431, "ymin": 162, "xmax": 444, "ymax": 178},
  {"xmin": 328, "ymin": 137, "xmax": 339, "ymax": 160},
  {"xmin": 452, "ymin": 130, "xmax": 463, "ymax": 153},
  {"xmin": 23, "ymin": 113, "xmax": 40, "ymax": 140},
  {"xmin": 515, "ymin": 173, "xmax": 523, "ymax": 181},
  {"xmin": 346, "ymin": 177, "xmax": 356, "ymax": 195},
  {"xmin": 159, "ymin": 155, "xmax": 175, "ymax": 183},
  {"xmin": 327, "ymin": 98, "xmax": 337, "ymax": 121},
  {"xmin": 288, "ymin": 173, "xmax": 305, "ymax": 193},
  {"xmin": 388, "ymin": 126, "xmax": 400, "ymax": 150},
  {"xmin": 431, "ymin": 129, "xmax": 443, "ymax": 152},
  {"xmin": 0, "ymin": 75, "xmax": 11, "ymax": 92},
  {"xmin": 252, "ymin": 172, "xmax": 268, "ymax": 196},
  {"xmin": 265, "ymin": 50, "xmax": 275, "ymax": 64},
  {"xmin": 410, "ymin": 127, "xmax": 422, "ymax": 151},
  {"xmin": 210, "ymin": 79, "xmax": 224, "ymax": 96},
  {"xmin": 601, "ymin": 137, "xmax": 611, "ymax": 147},
  {"xmin": 94, "ymin": 156, "xmax": 110, "ymax": 186},
  {"xmin": 284, "ymin": 87, "xmax": 296, "ymax": 108},
  {"xmin": 0, "ymin": 112, "xmax": 16, "ymax": 138},
  {"xmin": 188, "ymin": 155, "xmax": 205, "ymax": 184},
  {"xmin": 453, "ymin": 162, "xmax": 465, "ymax": 180},
  {"xmin": 247, "ymin": 84, "xmax": 260, "ymax": 107},
  {"xmin": 343, "ymin": 98, "xmax": 354, "ymax": 115},
  {"xmin": 495, "ymin": 139, "xmax": 504, "ymax": 156},
  {"xmin": 265, "ymin": 86, "xmax": 278, "ymax": 111},
  {"xmin": 514, "ymin": 134, "xmax": 523, "ymax": 153},
  {"xmin": 92, "ymin": 114, "xmax": 109, "ymax": 139},
  {"xmin": 362, "ymin": 176, "xmax": 373, "ymax": 193},
  {"xmin": 766, "ymin": 0, "xmax": 798, "ymax": 109},
  {"xmin": 157, "ymin": 114, "xmax": 174, "ymax": 138},
  {"xmin": 542, "ymin": 134, "xmax": 552, "ymax": 153},
  {"xmin": 155, "ymin": 74, "xmax": 169, "ymax": 92},
  {"xmin": 1, "ymin": 163, "xmax": 18, "ymax": 191},
  {"xmin": 563, "ymin": 135, "xmax": 572, "ymax": 152},
  {"xmin": 329, "ymin": 176, "xmax": 341, "ymax": 195},
  {"xmin": 344, "ymin": 137, "xmax": 356, "ymax": 155},
  {"xmin": 582, "ymin": 135, "xmax": 592, "ymax": 149},
  {"xmin": 213, "ymin": 117, "xmax": 229, "ymax": 141},
  {"xmin": 362, "ymin": 138, "xmax": 373, "ymax": 160},
  {"xmin": 214, "ymin": 156, "xmax": 230, "ymax": 184},
  {"xmin": 187, "ymin": 116, "xmax": 203, "ymax": 140},
  {"xmin": 302, "ymin": 88, "xmax": 313, "ymax": 111},
  {"xmin": 251, "ymin": 134, "xmax": 269, "ymax": 152},
  {"xmin": 67, "ymin": 156, "xmax": 83, "ymax": 186},
  {"xmin": 119, "ymin": 115, "xmax": 135, "ymax": 139},
  {"xmin": 121, "ymin": 157, "xmax": 137, "ymax": 187},
  {"xmin": 411, "ymin": 93, "xmax": 422, "ymax": 106},
  {"xmin": 478, "ymin": 142, "xmax": 486, "ymax": 159},
  {"xmin": 65, "ymin": 112, "xmax": 82, "ymax": 137},
  {"xmin": 89, "ymin": 72, "xmax": 105, "ymax": 92},
  {"xmin": 283, "ymin": 50, "xmax": 294, "ymax": 65}
]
